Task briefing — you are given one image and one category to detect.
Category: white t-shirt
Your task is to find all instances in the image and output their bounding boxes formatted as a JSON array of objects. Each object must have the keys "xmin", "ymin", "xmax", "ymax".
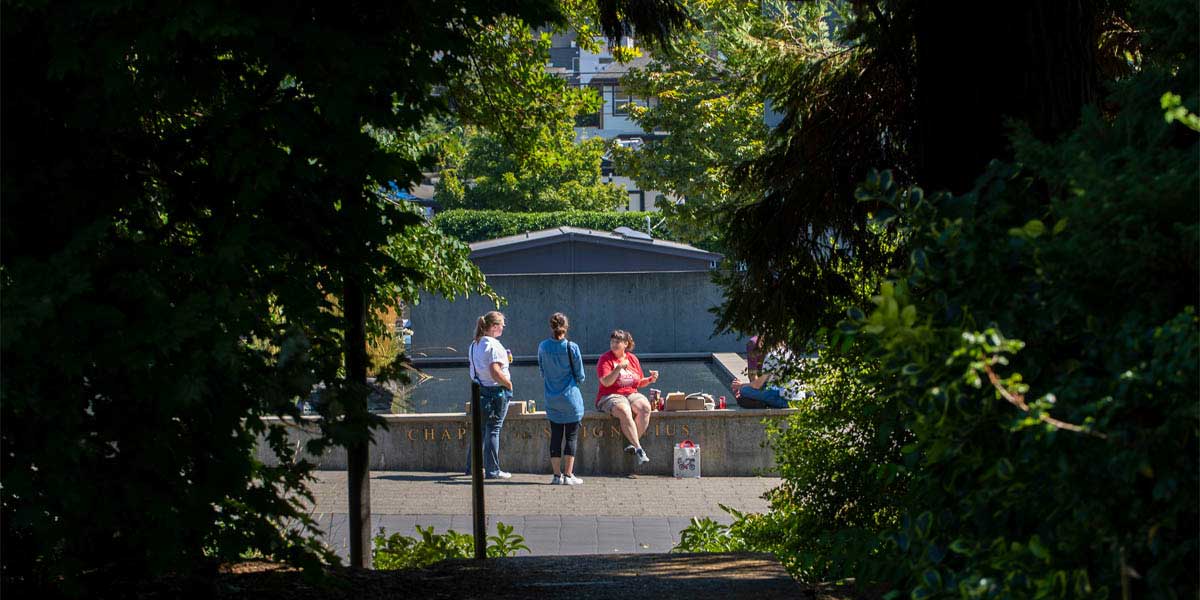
[
  {"xmin": 762, "ymin": 350, "xmax": 807, "ymax": 402},
  {"xmin": 470, "ymin": 336, "xmax": 510, "ymax": 387}
]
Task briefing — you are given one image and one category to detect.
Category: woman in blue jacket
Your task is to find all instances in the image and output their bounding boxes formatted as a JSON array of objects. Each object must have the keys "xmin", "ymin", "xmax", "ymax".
[{"xmin": 537, "ymin": 312, "xmax": 585, "ymax": 485}]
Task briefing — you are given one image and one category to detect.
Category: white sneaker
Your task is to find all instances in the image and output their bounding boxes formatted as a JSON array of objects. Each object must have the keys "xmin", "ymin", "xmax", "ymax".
[
  {"xmin": 635, "ymin": 448, "xmax": 650, "ymax": 465},
  {"xmin": 487, "ymin": 471, "xmax": 512, "ymax": 480},
  {"xmin": 623, "ymin": 444, "xmax": 637, "ymax": 454},
  {"xmin": 551, "ymin": 474, "xmax": 564, "ymax": 485},
  {"xmin": 564, "ymin": 474, "xmax": 583, "ymax": 485}
]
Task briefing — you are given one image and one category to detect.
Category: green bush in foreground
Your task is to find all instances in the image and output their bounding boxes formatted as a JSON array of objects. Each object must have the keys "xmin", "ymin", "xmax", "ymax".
[
  {"xmin": 372, "ymin": 522, "xmax": 529, "ymax": 569},
  {"xmin": 2, "ymin": 2, "xmax": 521, "ymax": 594},
  {"xmin": 701, "ymin": 1, "xmax": 1198, "ymax": 596},
  {"xmin": 731, "ymin": 103, "xmax": 1197, "ymax": 600}
]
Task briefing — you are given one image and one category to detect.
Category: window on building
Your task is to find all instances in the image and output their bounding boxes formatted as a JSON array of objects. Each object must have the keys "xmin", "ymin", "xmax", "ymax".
[
  {"xmin": 630, "ymin": 190, "xmax": 646, "ymax": 212},
  {"xmin": 612, "ymin": 86, "xmax": 631, "ymax": 116},
  {"xmin": 576, "ymin": 110, "xmax": 601, "ymax": 128},
  {"xmin": 611, "ymin": 86, "xmax": 647, "ymax": 117}
]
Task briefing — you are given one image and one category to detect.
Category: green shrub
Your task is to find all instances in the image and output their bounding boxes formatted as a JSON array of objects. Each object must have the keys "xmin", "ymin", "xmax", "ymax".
[
  {"xmin": 703, "ymin": 1, "xmax": 1198, "ymax": 595},
  {"xmin": 485, "ymin": 522, "xmax": 531, "ymax": 558},
  {"xmin": 372, "ymin": 522, "xmax": 529, "ymax": 570},
  {"xmin": 674, "ymin": 516, "xmax": 742, "ymax": 554},
  {"xmin": 372, "ymin": 526, "xmax": 473, "ymax": 570},
  {"xmin": 832, "ymin": 155, "xmax": 1198, "ymax": 597},
  {"xmin": 751, "ymin": 128, "xmax": 1197, "ymax": 596},
  {"xmin": 432, "ymin": 209, "xmax": 659, "ymax": 243}
]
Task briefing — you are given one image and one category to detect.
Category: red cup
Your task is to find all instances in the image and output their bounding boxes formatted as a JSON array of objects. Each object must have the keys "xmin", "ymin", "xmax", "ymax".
[{"xmin": 718, "ymin": 396, "xmax": 727, "ymax": 409}]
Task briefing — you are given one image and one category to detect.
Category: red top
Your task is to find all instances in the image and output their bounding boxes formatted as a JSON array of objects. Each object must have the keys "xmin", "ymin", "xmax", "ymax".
[{"xmin": 596, "ymin": 350, "xmax": 647, "ymax": 407}]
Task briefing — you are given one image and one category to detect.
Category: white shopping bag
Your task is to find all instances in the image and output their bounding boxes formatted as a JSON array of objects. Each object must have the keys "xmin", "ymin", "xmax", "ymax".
[{"xmin": 673, "ymin": 440, "xmax": 701, "ymax": 478}]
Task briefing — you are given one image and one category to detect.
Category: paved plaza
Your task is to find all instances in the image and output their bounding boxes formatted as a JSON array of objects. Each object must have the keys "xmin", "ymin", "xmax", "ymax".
[{"xmin": 308, "ymin": 470, "xmax": 781, "ymax": 558}]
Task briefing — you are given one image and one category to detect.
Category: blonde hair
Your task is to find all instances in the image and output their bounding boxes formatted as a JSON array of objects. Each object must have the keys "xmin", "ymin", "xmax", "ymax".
[
  {"xmin": 474, "ymin": 311, "xmax": 505, "ymax": 342},
  {"xmin": 609, "ymin": 329, "xmax": 635, "ymax": 351},
  {"xmin": 549, "ymin": 312, "xmax": 569, "ymax": 340}
]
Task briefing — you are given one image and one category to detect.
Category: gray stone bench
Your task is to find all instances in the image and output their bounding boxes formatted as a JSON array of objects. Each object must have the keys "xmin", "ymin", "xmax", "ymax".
[{"xmin": 258, "ymin": 407, "xmax": 793, "ymax": 476}]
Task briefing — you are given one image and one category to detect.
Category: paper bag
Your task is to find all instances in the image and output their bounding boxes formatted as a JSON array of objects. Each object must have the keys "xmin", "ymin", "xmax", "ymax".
[
  {"xmin": 673, "ymin": 440, "xmax": 701, "ymax": 478},
  {"xmin": 684, "ymin": 393, "xmax": 710, "ymax": 410},
  {"xmin": 664, "ymin": 392, "xmax": 687, "ymax": 411}
]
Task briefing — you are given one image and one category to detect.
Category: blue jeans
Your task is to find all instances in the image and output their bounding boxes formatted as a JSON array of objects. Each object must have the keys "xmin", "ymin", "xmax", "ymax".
[
  {"xmin": 466, "ymin": 386, "xmax": 511, "ymax": 477},
  {"xmin": 738, "ymin": 385, "xmax": 791, "ymax": 409}
]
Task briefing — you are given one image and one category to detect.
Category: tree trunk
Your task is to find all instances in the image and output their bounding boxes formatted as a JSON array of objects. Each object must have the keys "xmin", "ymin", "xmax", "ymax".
[{"xmin": 914, "ymin": 0, "xmax": 1099, "ymax": 193}]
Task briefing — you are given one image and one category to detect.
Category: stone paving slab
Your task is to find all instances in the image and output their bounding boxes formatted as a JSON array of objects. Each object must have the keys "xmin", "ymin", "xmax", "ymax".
[
  {"xmin": 306, "ymin": 470, "xmax": 780, "ymax": 560},
  {"xmin": 307, "ymin": 470, "xmax": 779, "ymax": 515}
]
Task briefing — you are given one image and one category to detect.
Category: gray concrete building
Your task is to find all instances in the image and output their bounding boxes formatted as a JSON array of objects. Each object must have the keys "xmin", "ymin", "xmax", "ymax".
[{"xmin": 410, "ymin": 227, "xmax": 744, "ymax": 358}]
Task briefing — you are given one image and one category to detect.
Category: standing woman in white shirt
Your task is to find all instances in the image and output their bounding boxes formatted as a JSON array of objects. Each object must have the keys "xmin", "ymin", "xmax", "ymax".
[{"xmin": 467, "ymin": 311, "xmax": 514, "ymax": 479}]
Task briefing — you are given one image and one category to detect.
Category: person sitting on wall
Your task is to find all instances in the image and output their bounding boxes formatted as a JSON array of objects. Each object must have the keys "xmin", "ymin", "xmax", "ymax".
[
  {"xmin": 745, "ymin": 334, "xmax": 765, "ymax": 380},
  {"xmin": 596, "ymin": 329, "xmax": 658, "ymax": 465},
  {"xmin": 731, "ymin": 343, "xmax": 806, "ymax": 409}
]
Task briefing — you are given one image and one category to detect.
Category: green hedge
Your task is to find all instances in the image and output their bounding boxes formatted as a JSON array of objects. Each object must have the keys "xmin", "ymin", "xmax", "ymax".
[{"xmin": 431, "ymin": 209, "xmax": 658, "ymax": 243}]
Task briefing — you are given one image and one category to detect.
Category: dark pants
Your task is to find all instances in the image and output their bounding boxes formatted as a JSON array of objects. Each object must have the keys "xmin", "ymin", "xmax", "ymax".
[
  {"xmin": 549, "ymin": 421, "xmax": 580, "ymax": 458},
  {"xmin": 466, "ymin": 386, "xmax": 511, "ymax": 477}
]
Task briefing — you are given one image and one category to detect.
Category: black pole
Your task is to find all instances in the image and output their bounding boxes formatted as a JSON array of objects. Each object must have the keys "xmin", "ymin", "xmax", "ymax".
[
  {"xmin": 344, "ymin": 278, "xmax": 371, "ymax": 568},
  {"xmin": 470, "ymin": 381, "xmax": 486, "ymax": 559}
]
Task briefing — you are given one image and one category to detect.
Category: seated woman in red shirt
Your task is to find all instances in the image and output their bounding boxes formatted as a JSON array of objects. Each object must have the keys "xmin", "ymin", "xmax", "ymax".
[{"xmin": 596, "ymin": 329, "xmax": 658, "ymax": 465}]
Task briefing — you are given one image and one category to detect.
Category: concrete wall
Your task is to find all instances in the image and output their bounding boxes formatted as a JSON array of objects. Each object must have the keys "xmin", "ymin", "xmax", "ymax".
[
  {"xmin": 410, "ymin": 271, "xmax": 745, "ymax": 358},
  {"xmin": 257, "ymin": 408, "xmax": 791, "ymax": 476}
]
